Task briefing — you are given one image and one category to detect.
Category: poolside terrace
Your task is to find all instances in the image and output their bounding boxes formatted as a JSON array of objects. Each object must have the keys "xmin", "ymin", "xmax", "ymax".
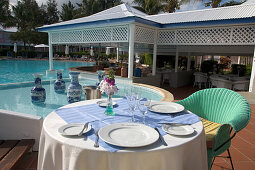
[{"xmin": 14, "ymin": 85, "xmax": 255, "ymax": 170}]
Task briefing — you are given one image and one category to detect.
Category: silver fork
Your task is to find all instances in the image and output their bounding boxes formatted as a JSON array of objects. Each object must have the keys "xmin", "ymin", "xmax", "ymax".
[
  {"xmin": 78, "ymin": 122, "xmax": 89, "ymax": 136},
  {"xmin": 94, "ymin": 130, "xmax": 99, "ymax": 148}
]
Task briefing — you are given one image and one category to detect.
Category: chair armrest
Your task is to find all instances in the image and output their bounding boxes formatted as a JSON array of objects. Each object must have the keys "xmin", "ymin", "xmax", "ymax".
[{"xmin": 213, "ymin": 124, "xmax": 232, "ymax": 155}]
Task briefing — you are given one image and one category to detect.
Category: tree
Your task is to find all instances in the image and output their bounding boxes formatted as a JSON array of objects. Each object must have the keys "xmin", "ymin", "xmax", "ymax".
[
  {"xmin": 0, "ymin": 0, "xmax": 11, "ymax": 25},
  {"xmin": 133, "ymin": 0, "xmax": 162, "ymax": 15},
  {"xmin": 202, "ymin": 0, "xmax": 246, "ymax": 8},
  {"xmin": 60, "ymin": 1, "xmax": 76, "ymax": 21},
  {"xmin": 10, "ymin": 0, "xmax": 47, "ymax": 47},
  {"xmin": 161, "ymin": 0, "xmax": 180, "ymax": 13},
  {"xmin": 46, "ymin": 0, "xmax": 59, "ymax": 24},
  {"xmin": 74, "ymin": 0, "xmax": 122, "ymax": 18},
  {"xmin": 220, "ymin": 0, "xmax": 246, "ymax": 7}
]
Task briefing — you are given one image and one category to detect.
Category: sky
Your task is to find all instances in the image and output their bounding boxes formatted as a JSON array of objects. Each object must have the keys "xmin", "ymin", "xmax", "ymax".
[{"xmin": 9, "ymin": 0, "xmax": 255, "ymax": 13}]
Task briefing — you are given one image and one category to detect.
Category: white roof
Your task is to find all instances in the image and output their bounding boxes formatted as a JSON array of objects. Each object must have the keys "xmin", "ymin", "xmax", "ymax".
[
  {"xmin": 38, "ymin": 3, "xmax": 255, "ymax": 31},
  {"xmin": 0, "ymin": 25, "xmax": 18, "ymax": 32},
  {"xmin": 39, "ymin": 4, "xmax": 147, "ymax": 29},
  {"xmin": 146, "ymin": 3, "xmax": 255, "ymax": 24}
]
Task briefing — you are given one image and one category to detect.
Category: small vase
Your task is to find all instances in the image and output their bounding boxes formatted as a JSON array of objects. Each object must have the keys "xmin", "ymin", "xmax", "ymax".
[
  {"xmin": 31, "ymin": 74, "xmax": 46, "ymax": 103},
  {"xmin": 104, "ymin": 94, "xmax": 115, "ymax": 116},
  {"xmin": 67, "ymin": 72, "xmax": 82, "ymax": 103},
  {"xmin": 54, "ymin": 70, "xmax": 65, "ymax": 93},
  {"xmin": 97, "ymin": 70, "xmax": 105, "ymax": 85}
]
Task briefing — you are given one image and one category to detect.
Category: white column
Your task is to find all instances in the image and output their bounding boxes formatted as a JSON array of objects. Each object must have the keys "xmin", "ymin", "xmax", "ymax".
[
  {"xmin": 128, "ymin": 24, "xmax": 135, "ymax": 78},
  {"xmin": 48, "ymin": 33, "xmax": 53, "ymax": 70},
  {"xmin": 116, "ymin": 47, "xmax": 119, "ymax": 62},
  {"xmin": 152, "ymin": 30, "xmax": 158, "ymax": 76},
  {"xmin": 238, "ymin": 56, "xmax": 240, "ymax": 64},
  {"xmin": 175, "ymin": 46, "xmax": 179, "ymax": 72},
  {"xmin": 249, "ymin": 47, "xmax": 255, "ymax": 92},
  {"xmin": 187, "ymin": 52, "xmax": 191, "ymax": 71}
]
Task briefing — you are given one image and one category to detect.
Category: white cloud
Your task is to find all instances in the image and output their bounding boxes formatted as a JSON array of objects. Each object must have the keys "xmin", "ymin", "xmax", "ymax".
[{"xmin": 177, "ymin": 2, "xmax": 205, "ymax": 12}]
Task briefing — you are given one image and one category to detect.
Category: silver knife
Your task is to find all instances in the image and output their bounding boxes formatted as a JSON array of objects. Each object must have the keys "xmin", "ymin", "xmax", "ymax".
[{"xmin": 154, "ymin": 128, "xmax": 168, "ymax": 146}]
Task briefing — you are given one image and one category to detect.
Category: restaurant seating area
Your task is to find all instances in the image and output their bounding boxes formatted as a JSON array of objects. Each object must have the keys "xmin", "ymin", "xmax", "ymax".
[
  {"xmin": 194, "ymin": 72, "xmax": 250, "ymax": 91},
  {"xmin": 13, "ymin": 85, "xmax": 255, "ymax": 170}
]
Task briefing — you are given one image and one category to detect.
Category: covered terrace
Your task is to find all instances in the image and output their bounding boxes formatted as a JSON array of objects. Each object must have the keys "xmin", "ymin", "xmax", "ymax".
[{"xmin": 38, "ymin": 3, "xmax": 255, "ymax": 92}]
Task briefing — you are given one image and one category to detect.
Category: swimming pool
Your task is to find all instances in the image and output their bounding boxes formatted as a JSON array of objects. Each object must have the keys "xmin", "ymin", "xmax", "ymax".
[
  {"xmin": 0, "ymin": 60, "xmax": 94, "ymax": 84},
  {"xmin": 0, "ymin": 79, "xmax": 162, "ymax": 118}
]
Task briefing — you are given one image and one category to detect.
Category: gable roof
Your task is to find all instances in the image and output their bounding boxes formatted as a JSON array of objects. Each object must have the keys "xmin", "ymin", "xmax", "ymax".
[
  {"xmin": 38, "ymin": 4, "xmax": 147, "ymax": 31},
  {"xmin": 38, "ymin": 3, "xmax": 255, "ymax": 32},
  {"xmin": 146, "ymin": 3, "xmax": 255, "ymax": 24}
]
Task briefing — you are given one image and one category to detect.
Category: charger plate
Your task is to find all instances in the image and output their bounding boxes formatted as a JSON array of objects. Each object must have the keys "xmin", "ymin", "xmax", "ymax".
[{"xmin": 99, "ymin": 123, "xmax": 159, "ymax": 147}]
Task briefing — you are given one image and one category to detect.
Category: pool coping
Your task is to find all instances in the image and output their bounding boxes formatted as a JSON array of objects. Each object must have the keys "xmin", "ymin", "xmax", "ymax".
[{"xmin": 133, "ymin": 83, "xmax": 174, "ymax": 102}]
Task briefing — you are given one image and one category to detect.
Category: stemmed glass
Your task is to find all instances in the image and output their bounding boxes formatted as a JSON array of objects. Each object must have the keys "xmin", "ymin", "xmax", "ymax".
[
  {"xmin": 124, "ymin": 86, "xmax": 137, "ymax": 122},
  {"xmin": 138, "ymin": 98, "xmax": 152, "ymax": 125}
]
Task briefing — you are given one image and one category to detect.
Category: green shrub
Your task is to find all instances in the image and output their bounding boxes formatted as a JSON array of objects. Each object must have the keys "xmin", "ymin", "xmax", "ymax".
[
  {"xmin": 144, "ymin": 53, "xmax": 153, "ymax": 66},
  {"xmin": 246, "ymin": 65, "xmax": 252, "ymax": 75},
  {"xmin": 0, "ymin": 48, "xmax": 10, "ymax": 56},
  {"xmin": 119, "ymin": 54, "xmax": 128, "ymax": 61}
]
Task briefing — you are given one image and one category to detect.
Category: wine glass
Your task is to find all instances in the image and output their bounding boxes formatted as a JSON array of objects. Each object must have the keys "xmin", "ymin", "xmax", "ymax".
[
  {"xmin": 126, "ymin": 95, "xmax": 137, "ymax": 122},
  {"xmin": 138, "ymin": 100, "xmax": 147, "ymax": 124},
  {"xmin": 138, "ymin": 98, "xmax": 152, "ymax": 125}
]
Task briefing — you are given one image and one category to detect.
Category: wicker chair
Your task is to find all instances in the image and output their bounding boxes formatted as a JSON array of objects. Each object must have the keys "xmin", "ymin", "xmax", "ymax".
[{"xmin": 176, "ymin": 88, "xmax": 251, "ymax": 170}]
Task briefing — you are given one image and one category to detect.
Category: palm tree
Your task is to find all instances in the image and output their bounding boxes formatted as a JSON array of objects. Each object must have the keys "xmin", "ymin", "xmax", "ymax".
[
  {"xmin": 133, "ymin": 0, "xmax": 162, "ymax": 15},
  {"xmin": 0, "ymin": 0, "xmax": 11, "ymax": 25},
  {"xmin": 60, "ymin": 1, "xmax": 76, "ymax": 21},
  {"xmin": 75, "ymin": 0, "xmax": 122, "ymax": 18},
  {"xmin": 161, "ymin": 0, "xmax": 180, "ymax": 13},
  {"xmin": 10, "ymin": 0, "xmax": 46, "ymax": 47},
  {"xmin": 46, "ymin": 0, "xmax": 59, "ymax": 24}
]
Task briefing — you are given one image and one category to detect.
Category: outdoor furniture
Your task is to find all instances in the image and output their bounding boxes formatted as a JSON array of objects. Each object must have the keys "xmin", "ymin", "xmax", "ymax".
[
  {"xmin": 38, "ymin": 99, "xmax": 208, "ymax": 170},
  {"xmin": 209, "ymin": 75, "xmax": 220, "ymax": 88},
  {"xmin": 232, "ymin": 80, "xmax": 250, "ymax": 91},
  {"xmin": 0, "ymin": 139, "xmax": 35, "ymax": 169},
  {"xmin": 158, "ymin": 69, "xmax": 172, "ymax": 86},
  {"xmin": 215, "ymin": 77, "xmax": 233, "ymax": 89},
  {"xmin": 176, "ymin": 88, "xmax": 251, "ymax": 170},
  {"xmin": 193, "ymin": 72, "xmax": 208, "ymax": 89}
]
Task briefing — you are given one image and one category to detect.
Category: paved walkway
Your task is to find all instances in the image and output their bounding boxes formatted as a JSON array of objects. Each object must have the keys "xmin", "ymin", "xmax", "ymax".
[{"xmin": 17, "ymin": 85, "xmax": 255, "ymax": 170}]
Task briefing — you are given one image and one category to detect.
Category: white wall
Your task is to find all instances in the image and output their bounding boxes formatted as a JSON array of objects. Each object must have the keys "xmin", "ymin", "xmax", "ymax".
[{"xmin": 0, "ymin": 109, "xmax": 43, "ymax": 151}]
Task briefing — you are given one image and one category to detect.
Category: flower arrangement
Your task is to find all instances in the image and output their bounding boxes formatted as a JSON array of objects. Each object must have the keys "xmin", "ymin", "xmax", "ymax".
[{"xmin": 99, "ymin": 69, "xmax": 118, "ymax": 96}]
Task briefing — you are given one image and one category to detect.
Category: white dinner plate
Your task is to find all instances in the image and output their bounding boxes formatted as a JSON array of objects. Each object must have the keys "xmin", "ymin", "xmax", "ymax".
[
  {"xmin": 149, "ymin": 102, "xmax": 184, "ymax": 114},
  {"xmin": 162, "ymin": 124, "xmax": 194, "ymax": 136},
  {"xmin": 99, "ymin": 123, "xmax": 159, "ymax": 147},
  {"xmin": 96, "ymin": 100, "xmax": 117, "ymax": 107},
  {"xmin": 58, "ymin": 123, "xmax": 92, "ymax": 136}
]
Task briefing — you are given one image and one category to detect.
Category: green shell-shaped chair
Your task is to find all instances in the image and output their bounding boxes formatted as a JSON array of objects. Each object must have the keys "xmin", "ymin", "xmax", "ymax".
[{"xmin": 176, "ymin": 88, "xmax": 251, "ymax": 170}]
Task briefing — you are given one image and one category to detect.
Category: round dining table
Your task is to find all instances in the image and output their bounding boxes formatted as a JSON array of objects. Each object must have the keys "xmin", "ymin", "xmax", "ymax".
[{"xmin": 38, "ymin": 99, "xmax": 208, "ymax": 170}]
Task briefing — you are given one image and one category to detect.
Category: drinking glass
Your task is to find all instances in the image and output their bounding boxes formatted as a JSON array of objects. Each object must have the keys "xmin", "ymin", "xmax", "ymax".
[
  {"xmin": 126, "ymin": 95, "xmax": 137, "ymax": 122},
  {"xmin": 138, "ymin": 100, "xmax": 148, "ymax": 124}
]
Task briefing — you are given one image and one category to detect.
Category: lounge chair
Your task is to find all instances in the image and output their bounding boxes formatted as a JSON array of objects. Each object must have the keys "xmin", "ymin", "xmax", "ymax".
[
  {"xmin": 0, "ymin": 139, "xmax": 35, "ymax": 169},
  {"xmin": 176, "ymin": 88, "xmax": 251, "ymax": 170}
]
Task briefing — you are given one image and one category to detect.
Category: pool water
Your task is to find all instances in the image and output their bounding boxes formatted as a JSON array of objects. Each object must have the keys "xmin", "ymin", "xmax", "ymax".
[
  {"xmin": 0, "ymin": 60, "xmax": 94, "ymax": 84},
  {"xmin": 0, "ymin": 79, "xmax": 162, "ymax": 118}
]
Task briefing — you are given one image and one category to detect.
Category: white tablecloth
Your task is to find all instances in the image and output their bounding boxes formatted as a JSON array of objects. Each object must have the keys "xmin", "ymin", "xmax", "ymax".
[{"xmin": 38, "ymin": 99, "xmax": 208, "ymax": 170}]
